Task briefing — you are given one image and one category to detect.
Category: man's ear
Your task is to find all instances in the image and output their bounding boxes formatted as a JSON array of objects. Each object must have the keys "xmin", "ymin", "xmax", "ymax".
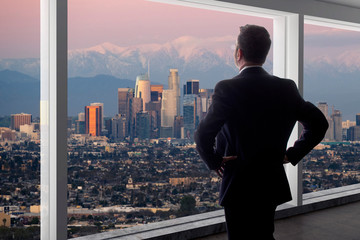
[{"xmin": 237, "ymin": 49, "xmax": 243, "ymax": 62}]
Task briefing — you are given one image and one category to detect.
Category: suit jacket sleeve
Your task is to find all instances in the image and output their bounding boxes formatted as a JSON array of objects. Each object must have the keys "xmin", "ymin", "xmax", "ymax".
[
  {"xmin": 286, "ymin": 82, "xmax": 329, "ymax": 166},
  {"xmin": 194, "ymin": 81, "xmax": 233, "ymax": 170}
]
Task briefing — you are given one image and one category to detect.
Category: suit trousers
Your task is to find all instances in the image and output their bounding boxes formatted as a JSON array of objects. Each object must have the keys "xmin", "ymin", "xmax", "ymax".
[{"xmin": 224, "ymin": 201, "xmax": 277, "ymax": 240}]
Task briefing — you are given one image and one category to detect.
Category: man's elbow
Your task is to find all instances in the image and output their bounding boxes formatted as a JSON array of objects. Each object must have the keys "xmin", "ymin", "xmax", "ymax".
[
  {"xmin": 316, "ymin": 117, "xmax": 329, "ymax": 142},
  {"xmin": 194, "ymin": 121, "xmax": 207, "ymax": 145},
  {"xmin": 321, "ymin": 117, "xmax": 329, "ymax": 133},
  {"xmin": 194, "ymin": 128, "xmax": 201, "ymax": 146}
]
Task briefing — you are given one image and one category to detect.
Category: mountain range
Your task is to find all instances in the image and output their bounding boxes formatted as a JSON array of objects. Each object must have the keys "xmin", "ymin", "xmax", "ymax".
[
  {"xmin": 0, "ymin": 70, "xmax": 136, "ymax": 118},
  {"xmin": 0, "ymin": 36, "xmax": 359, "ymax": 120},
  {"xmin": 0, "ymin": 36, "xmax": 259, "ymax": 88}
]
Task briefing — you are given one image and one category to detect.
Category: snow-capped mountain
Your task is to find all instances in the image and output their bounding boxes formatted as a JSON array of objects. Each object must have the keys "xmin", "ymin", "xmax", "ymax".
[
  {"xmin": 0, "ymin": 36, "xmax": 241, "ymax": 88},
  {"xmin": 2, "ymin": 36, "xmax": 360, "ymax": 84},
  {"xmin": 67, "ymin": 36, "xmax": 241, "ymax": 88},
  {"xmin": 305, "ymin": 48, "xmax": 360, "ymax": 73}
]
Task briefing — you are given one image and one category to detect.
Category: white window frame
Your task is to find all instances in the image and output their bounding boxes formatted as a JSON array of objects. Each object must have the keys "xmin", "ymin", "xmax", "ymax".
[
  {"xmin": 40, "ymin": 0, "xmax": 67, "ymax": 239},
  {"xmin": 40, "ymin": 0, "xmax": 360, "ymax": 239},
  {"xmin": 305, "ymin": 15, "xmax": 360, "ymax": 32}
]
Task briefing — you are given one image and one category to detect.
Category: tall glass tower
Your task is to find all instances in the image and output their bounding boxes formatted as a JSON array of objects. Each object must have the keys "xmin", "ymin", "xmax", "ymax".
[
  {"xmin": 135, "ymin": 74, "xmax": 151, "ymax": 111},
  {"xmin": 184, "ymin": 79, "xmax": 200, "ymax": 95},
  {"xmin": 161, "ymin": 89, "xmax": 177, "ymax": 136},
  {"xmin": 90, "ymin": 102, "xmax": 104, "ymax": 130},
  {"xmin": 85, "ymin": 105, "xmax": 102, "ymax": 136},
  {"xmin": 332, "ymin": 109, "xmax": 342, "ymax": 142},
  {"xmin": 183, "ymin": 94, "xmax": 201, "ymax": 140},
  {"xmin": 168, "ymin": 69, "xmax": 180, "ymax": 116}
]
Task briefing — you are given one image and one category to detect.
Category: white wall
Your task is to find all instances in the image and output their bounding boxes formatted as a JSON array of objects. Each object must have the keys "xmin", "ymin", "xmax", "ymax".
[{"xmin": 218, "ymin": 0, "xmax": 360, "ymax": 24}]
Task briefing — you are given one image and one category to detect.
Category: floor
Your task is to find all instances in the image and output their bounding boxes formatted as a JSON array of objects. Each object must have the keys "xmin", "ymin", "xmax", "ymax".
[{"xmin": 196, "ymin": 201, "xmax": 360, "ymax": 240}]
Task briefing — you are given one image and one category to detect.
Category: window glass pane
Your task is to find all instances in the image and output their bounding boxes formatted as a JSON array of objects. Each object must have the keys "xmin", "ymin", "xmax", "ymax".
[
  {"xmin": 67, "ymin": 0, "xmax": 272, "ymax": 237},
  {"xmin": 303, "ymin": 24, "xmax": 360, "ymax": 193},
  {"xmin": 0, "ymin": 0, "xmax": 40, "ymax": 238}
]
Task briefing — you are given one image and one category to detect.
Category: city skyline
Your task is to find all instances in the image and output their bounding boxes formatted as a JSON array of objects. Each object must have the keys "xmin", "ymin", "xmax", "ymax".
[
  {"xmin": 64, "ymin": 67, "xmax": 359, "ymax": 142},
  {"xmin": 2, "ymin": 66, "xmax": 359, "ymax": 129}
]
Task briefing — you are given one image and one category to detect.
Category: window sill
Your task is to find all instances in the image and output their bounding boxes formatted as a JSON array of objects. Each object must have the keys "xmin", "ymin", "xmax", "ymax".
[{"xmin": 72, "ymin": 183, "xmax": 360, "ymax": 240}]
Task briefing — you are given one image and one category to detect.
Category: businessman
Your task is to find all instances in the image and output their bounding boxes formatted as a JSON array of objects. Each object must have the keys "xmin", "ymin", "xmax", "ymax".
[{"xmin": 194, "ymin": 25, "xmax": 328, "ymax": 239}]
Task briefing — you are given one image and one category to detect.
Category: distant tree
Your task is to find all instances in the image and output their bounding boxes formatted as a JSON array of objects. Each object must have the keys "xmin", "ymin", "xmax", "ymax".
[
  {"xmin": 179, "ymin": 195, "xmax": 197, "ymax": 216},
  {"xmin": 156, "ymin": 150, "xmax": 164, "ymax": 159},
  {"xmin": 172, "ymin": 188, "xmax": 178, "ymax": 195},
  {"xmin": 169, "ymin": 147, "xmax": 181, "ymax": 156},
  {"xmin": 133, "ymin": 192, "xmax": 146, "ymax": 207},
  {"xmin": 91, "ymin": 187, "xmax": 99, "ymax": 195},
  {"xmin": 105, "ymin": 188, "xmax": 111, "ymax": 196},
  {"xmin": 31, "ymin": 217, "xmax": 39, "ymax": 225},
  {"xmin": 99, "ymin": 200, "xmax": 108, "ymax": 207},
  {"xmin": 328, "ymin": 163, "xmax": 341, "ymax": 170},
  {"xmin": 94, "ymin": 221, "xmax": 102, "ymax": 229},
  {"xmin": 155, "ymin": 199, "xmax": 163, "ymax": 207},
  {"xmin": 69, "ymin": 217, "xmax": 76, "ymax": 223}
]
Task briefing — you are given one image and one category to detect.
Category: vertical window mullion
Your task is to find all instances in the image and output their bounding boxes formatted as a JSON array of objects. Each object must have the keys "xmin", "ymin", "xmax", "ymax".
[
  {"xmin": 274, "ymin": 13, "xmax": 304, "ymax": 207},
  {"xmin": 40, "ymin": 0, "xmax": 68, "ymax": 239}
]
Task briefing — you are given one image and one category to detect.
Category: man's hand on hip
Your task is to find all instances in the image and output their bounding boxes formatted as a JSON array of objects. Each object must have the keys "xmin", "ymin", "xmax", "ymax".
[
  {"xmin": 283, "ymin": 155, "xmax": 290, "ymax": 164},
  {"xmin": 216, "ymin": 156, "xmax": 237, "ymax": 178}
]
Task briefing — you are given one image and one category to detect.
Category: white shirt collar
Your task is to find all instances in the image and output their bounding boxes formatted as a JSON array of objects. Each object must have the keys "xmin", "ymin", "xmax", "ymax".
[{"xmin": 239, "ymin": 65, "xmax": 262, "ymax": 74}]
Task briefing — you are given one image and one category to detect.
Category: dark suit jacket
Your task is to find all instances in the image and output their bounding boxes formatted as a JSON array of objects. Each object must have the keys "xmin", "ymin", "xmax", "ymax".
[{"xmin": 194, "ymin": 67, "xmax": 328, "ymax": 206}]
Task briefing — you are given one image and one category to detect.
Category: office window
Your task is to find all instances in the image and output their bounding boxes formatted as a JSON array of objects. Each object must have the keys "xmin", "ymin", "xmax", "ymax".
[
  {"xmin": 67, "ymin": 0, "xmax": 273, "ymax": 237},
  {"xmin": 303, "ymin": 23, "xmax": 360, "ymax": 193},
  {"xmin": 0, "ymin": 0, "xmax": 40, "ymax": 238}
]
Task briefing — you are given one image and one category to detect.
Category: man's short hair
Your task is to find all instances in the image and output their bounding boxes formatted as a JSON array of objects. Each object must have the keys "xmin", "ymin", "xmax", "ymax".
[{"xmin": 237, "ymin": 24, "xmax": 271, "ymax": 64}]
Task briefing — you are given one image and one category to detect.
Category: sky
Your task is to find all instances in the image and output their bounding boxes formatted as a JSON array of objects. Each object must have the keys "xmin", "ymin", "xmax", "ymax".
[
  {"xmin": 1, "ymin": 0, "xmax": 273, "ymax": 58},
  {"xmin": 67, "ymin": 0, "xmax": 273, "ymax": 50},
  {"xmin": 304, "ymin": 24, "xmax": 360, "ymax": 60},
  {"xmin": 1, "ymin": 0, "xmax": 359, "ymax": 59},
  {"xmin": 0, "ymin": 0, "xmax": 40, "ymax": 58}
]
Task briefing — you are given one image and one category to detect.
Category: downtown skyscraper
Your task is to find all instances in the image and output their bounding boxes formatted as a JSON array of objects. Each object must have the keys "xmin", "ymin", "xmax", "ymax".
[
  {"xmin": 161, "ymin": 89, "xmax": 177, "ymax": 137},
  {"xmin": 317, "ymin": 102, "xmax": 333, "ymax": 141},
  {"xmin": 183, "ymin": 94, "xmax": 201, "ymax": 139},
  {"xmin": 135, "ymin": 74, "xmax": 151, "ymax": 111},
  {"xmin": 332, "ymin": 109, "xmax": 342, "ymax": 142},
  {"xmin": 10, "ymin": 113, "xmax": 32, "ymax": 131},
  {"xmin": 110, "ymin": 114, "xmax": 128, "ymax": 140},
  {"xmin": 183, "ymin": 79, "xmax": 202, "ymax": 140},
  {"xmin": 118, "ymin": 88, "xmax": 134, "ymax": 119},
  {"xmin": 168, "ymin": 69, "xmax": 181, "ymax": 116},
  {"xmin": 183, "ymin": 79, "xmax": 199, "ymax": 95},
  {"xmin": 161, "ymin": 69, "xmax": 180, "ymax": 137},
  {"xmin": 85, "ymin": 105, "xmax": 102, "ymax": 136},
  {"xmin": 90, "ymin": 102, "xmax": 105, "ymax": 131},
  {"xmin": 317, "ymin": 102, "xmax": 343, "ymax": 142}
]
